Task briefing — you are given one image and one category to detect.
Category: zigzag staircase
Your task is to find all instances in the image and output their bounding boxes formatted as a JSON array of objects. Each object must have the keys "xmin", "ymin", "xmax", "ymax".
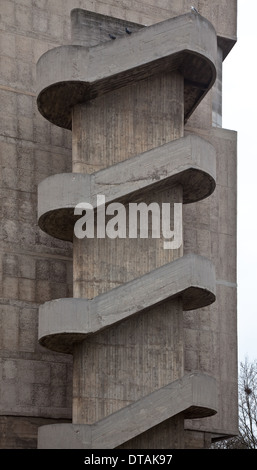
[{"xmin": 36, "ymin": 10, "xmax": 218, "ymax": 448}]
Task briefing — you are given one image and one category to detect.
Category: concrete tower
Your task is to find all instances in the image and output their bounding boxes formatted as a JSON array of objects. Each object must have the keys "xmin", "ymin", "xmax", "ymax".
[{"xmin": 0, "ymin": 1, "xmax": 237, "ymax": 449}]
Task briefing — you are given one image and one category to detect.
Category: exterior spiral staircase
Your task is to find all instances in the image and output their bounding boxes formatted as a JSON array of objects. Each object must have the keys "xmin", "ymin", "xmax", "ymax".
[{"xmin": 36, "ymin": 9, "xmax": 218, "ymax": 449}]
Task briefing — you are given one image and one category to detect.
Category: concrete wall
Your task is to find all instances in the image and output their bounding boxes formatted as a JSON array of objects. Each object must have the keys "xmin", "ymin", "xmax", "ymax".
[
  {"xmin": 184, "ymin": 126, "xmax": 238, "ymax": 438},
  {"xmin": 0, "ymin": 0, "xmax": 237, "ymax": 448}
]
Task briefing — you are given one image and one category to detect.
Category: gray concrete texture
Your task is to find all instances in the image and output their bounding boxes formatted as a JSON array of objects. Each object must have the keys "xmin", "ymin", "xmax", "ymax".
[
  {"xmin": 38, "ymin": 373, "xmax": 218, "ymax": 449},
  {"xmin": 38, "ymin": 254, "xmax": 216, "ymax": 354},
  {"xmin": 36, "ymin": 11, "xmax": 217, "ymax": 128},
  {"xmin": 0, "ymin": 0, "xmax": 237, "ymax": 449},
  {"xmin": 38, "ymin": 134, "xmax": 216, "ymax": 241}
]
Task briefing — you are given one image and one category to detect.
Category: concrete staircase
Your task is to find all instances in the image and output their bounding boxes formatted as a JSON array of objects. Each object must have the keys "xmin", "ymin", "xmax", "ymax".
[{"xmin": 36, "ymin": 10, "xmax": 218, "ymax": 448}]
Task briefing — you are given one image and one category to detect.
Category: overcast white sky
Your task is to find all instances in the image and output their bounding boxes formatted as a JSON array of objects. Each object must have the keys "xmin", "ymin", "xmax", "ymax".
[{"xmin": 222, "ymin": 0, "xmax": 257, "ymax": 363}]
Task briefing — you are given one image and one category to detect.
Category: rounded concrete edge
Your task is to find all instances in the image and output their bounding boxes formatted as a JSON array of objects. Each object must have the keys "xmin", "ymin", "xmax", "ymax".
[
  {"xmin": 37, "ymin": 372, "xmax": 217, "ymax": 448},
  {"xmin": 37, "ymin": 135, "xmax": 216, "ymax": 241},
  {"xmin": 36, "ymin": 13, "xmax": 217, "ymax": 129},
  {"xmin": 38, "ymin": 253, "xmax": 216, "ymax": 353}
]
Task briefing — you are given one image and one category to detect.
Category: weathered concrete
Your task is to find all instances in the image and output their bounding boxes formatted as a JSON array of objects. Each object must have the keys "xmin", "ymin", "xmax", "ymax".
[
  {"xmin": 71, "ymin": 65, "xmax": 185, "ymax": 434},
  {"xmin": 0, "ymin": 416, "xmax": 71, "ymax": 449},
  {"xmin": 183, "ymin": 126, "xmax": 238, "ymax": 439},
  {"xmin": 38, "ymin": 373, "xmax": 217, "ymax": 449},
  {"xmin": 36, "ymin": 12, "xmax": 217, "ymax": 129},
  {"xmin": 69, "ymin": 2, "xmax": 237, "ymax": 59},
  {"xmin": 34, "ymin": 8, "xmax": 219, "ymax": 447},
  {"xmin": 38, "ymin": 134, "xmax": 216, "ymax": 241},
  {"xmin": 38, "ymin": 253, "xmax": 216, "ymax": 353},
  {"xmin": 0, "ymin": 0, "xmax": 237, "ymax": 450},
  {"xmin": 71, "ymin": 9, "xmax": 144, "ymax": 46},
  {"xmin": 35, "ymin": 6, "xmax": 235, "ymax": 447}
]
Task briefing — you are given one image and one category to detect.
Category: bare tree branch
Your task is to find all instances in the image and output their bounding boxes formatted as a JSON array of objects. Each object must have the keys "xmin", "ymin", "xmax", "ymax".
[{"xmin": 212, "ymin": 357, "xmax": 257, "ymax": 449}]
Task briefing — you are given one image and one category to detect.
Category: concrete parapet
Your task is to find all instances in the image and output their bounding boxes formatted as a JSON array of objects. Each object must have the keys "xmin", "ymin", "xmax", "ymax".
[
  {"xmin": 38, "ymin": 373, "xmax": 217, "ymax": 449},
  {"xmin": 38, "ymin": 134, "xmax": 216, "ymax": 241},
  {"xmin": 36, "ymin": 12, "xmax": 217, "ymax": 129},
  {"xmin": 38, "ymin": 253, "xmax": 216, "ymax": 353}
]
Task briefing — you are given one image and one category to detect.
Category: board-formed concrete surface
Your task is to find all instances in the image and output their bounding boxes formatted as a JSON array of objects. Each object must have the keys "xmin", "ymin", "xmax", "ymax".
[
  {"xmin": 0, "ymin": 0, "xmax": 237, "ymax": 449},
  {"xmin": 38, "ymin": 253, "xmax": 216, "ymax": 353},
  {"xmin": 37, "ymin": 12, "xmax": 217, "ymax": 129},
  {"xmin": 35, "ymin": 9, "xmax": 219, "ymax": 448},
  {"xmin": 38, "ymin": 134, "xmax": 216, "ymax": 241},
  {"xmin": 38, "ymin": 373, "xmax": 217, "ymax": 449}
]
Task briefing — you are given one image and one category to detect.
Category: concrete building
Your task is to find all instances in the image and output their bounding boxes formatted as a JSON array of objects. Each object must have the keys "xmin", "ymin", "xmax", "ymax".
[{"xmin": 0, "ymin": 1, "xmax": 237, "ymax": 449}]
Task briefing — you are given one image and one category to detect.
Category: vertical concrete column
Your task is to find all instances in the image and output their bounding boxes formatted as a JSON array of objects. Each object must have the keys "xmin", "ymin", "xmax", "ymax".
[
  {"xmin": 36, "ymin": 10, "xmax": 219, "ymax": 449},
  {"xmin": 71, "ymin": 71, "xmax": 186, "ymax": 447},
  {"xmin": 212, "ymin": 47, "xmax": 223, "ymax": 127},
  {"xmin": 72, "ymin": 72, "xmax": 184, "ymax": 297}
]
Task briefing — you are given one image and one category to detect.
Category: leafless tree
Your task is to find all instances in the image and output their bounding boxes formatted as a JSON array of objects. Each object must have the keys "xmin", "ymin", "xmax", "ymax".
[
  {"xmin": 211, "ymin": 357, "xmax": 257, "ymax": 449},
  {"xmin": 238, "ymin": 357, "xmax": 257, "ymax": 448}
]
